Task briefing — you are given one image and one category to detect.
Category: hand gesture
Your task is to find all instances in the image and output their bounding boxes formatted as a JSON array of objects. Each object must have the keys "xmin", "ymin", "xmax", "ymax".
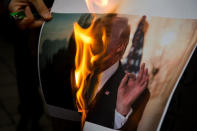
[
  {"xmin": 9, "ymin": 0, "xmax": 52, "ymax": 29},
  {"xmin": 116, "ymin": 63, "xmax": 149, "ymax": 116}
]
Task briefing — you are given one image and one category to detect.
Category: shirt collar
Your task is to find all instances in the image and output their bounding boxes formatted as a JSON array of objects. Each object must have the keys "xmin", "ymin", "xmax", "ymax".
[{"xmin": 97, "ymin": 61, "xmax": 119, "ymax": 93}]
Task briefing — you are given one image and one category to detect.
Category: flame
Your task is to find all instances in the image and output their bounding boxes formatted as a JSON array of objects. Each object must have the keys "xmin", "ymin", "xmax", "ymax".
[
  {"xmin": 94, "ymin": 0, "xmax": 109, "ymax": 7},
  {"xmin": 73, "ymin": 16, "xmax": 108, "ymax": 127},
  {"xmin": 86, "ymin": 0, "xmax": 109, "ymax": 12},
  {"xmin": 71, "ymin": 0, "xmax": 124, "ymax": 128},
  {"xmin": 85, "ymin": 0, "xmax": 122, "ymax": 13}
]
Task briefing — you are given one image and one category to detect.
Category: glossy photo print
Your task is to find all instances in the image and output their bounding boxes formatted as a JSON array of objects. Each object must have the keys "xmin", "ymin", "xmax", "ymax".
[{"xmin": 38, "ymin": 13, "xmax": 197, "ymax": 131}]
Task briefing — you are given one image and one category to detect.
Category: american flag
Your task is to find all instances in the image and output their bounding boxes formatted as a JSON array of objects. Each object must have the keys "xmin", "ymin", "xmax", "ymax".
[{"xmin": 123, "ymin": 16, "xmax": 148, "ymax": 75}]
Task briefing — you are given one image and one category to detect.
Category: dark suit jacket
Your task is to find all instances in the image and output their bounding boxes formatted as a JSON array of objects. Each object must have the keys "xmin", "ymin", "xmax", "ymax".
[
  {"xmin": 40, "ymin": 42, "xmax": 149, "ymax": 130},
  {"xmin": 86, "ymin": 63, "xmax": 150, "ymax": 130}
]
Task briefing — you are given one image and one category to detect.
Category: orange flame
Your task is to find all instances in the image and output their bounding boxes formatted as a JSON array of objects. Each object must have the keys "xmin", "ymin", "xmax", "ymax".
[
  {"xmin": 73, "ymin": 16, "xmax": 108, "ymax": 127},
  {"xmin": 85, "ymin": 0, "xmax": 122, "ymax": 13},
  {"xmin": 72, "ymin": 0, "xmax": 124, "ymax": 128}
]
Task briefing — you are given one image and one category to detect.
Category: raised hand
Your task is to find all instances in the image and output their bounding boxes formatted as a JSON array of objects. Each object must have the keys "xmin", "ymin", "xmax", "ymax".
[{"xmin": 116, "ymin": 63, "xmax": 149, "ymax": 116}]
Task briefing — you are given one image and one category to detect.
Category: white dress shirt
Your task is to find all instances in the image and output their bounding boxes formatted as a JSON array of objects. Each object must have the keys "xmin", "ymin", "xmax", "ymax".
[
  {"xmin": 96, "ymin": 61, "xmax": 133, "ymax": 129},
  {"xmin": 47, "ymin": 61, "xmax": 132, "ymax": 130}
]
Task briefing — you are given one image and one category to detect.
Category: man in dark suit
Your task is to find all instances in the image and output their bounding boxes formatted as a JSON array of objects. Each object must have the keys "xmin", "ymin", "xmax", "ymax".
[
  {"xmin": 80, "ymin": 14, "xmax": 150, "ymax": 130},
  {"xmin": 40, "ymin": 14, "xmax": 149, "ymax": 131}
]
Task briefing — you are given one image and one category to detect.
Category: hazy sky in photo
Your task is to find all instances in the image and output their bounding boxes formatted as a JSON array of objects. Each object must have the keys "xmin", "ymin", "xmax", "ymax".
[{"xmin": 40, "ymin": 13, "xmax": 82, "ymax": 46}]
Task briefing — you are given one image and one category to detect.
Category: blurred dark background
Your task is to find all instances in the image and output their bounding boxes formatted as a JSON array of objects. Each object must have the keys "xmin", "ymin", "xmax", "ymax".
[
  {"xmin": 0, "ymin": 0, "xmax": 197, "ymax": 131},
  {"xmin": 161, "ymin": 46, "xmax": 197, "ymax": 130},
  {"xmin": 0, "ymin": 1, "xmax": 52, "ymax": 131}
]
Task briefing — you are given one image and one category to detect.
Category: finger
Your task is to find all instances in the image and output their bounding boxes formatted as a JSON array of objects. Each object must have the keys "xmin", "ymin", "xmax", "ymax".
[
  {"xmin": 141, "ymin": 71, "xmax": 149, "ymax": 89},
  {"xmin": 127, "ymin": 73, "xmax": 136, "ymax": 80},
  {"xmin": 141, "ymin": 75, "xmax": 149, "ymax": 89},
  {"xmin": 17, "ymin": 6, "xmax": 34, "ymax": 30},
  {"xmin": 136, "ymin": 63, "xmax": 145, "ymax": 83},
  {"xmin": 8, "ymin": 0, "xmax": 28, "ymax": 12},
  {"xmin": 141, "ymin": 78, "xmax": 148, "ymax": 89},
  {"xmin": 30, "ymin": 0, "xmax": 52, "ymax": 20},
  {"xmin": 25, "ymin": 5, "xmax": 34, "ymax": 20},
  {"xmin": 146, "ymin": 75, "xmax": 149, "ymax": 86},
  {"xmin": 140, "ymin": 68, "xmax": 148, "ymax": 86},
  {"xmin": 141, "ymin": 82, "xmax": 147, "ymax": 92},
  {"xmin": 119, "ymin": 74, "xmax": 129, "ymax": 88},
  {"xmin": 9, "ymin": 3, "xmax": 27, "ymax": 13},
  {"xmin": 28, "ymin": 19, "xmax": 44, "ymax": 29}
]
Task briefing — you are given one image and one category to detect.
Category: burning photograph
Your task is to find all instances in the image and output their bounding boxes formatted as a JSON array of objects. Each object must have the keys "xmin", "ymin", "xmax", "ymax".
[{"xmin": 39, "ymin": 13, "xmax": 197, "ymax": 131}]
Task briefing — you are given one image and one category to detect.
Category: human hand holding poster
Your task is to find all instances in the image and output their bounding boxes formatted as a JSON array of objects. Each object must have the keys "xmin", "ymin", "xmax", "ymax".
[{"xmin": 38, "ymin": 0, "xmax": 197, "ymax": 130}]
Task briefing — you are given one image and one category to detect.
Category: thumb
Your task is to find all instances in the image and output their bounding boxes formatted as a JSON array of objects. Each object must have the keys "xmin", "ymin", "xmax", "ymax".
[{"xmin": 31, "ymin": 0, "xmax": 52, "ymax": 20}]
